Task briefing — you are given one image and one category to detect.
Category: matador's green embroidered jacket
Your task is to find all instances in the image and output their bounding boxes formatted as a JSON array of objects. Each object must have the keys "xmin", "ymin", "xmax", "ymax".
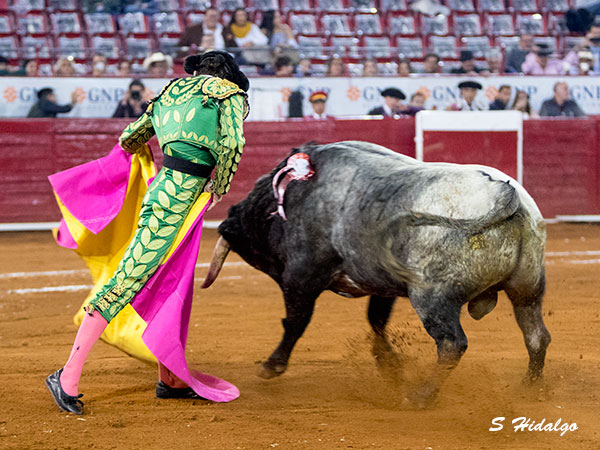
[{"xmin": 119, "ymin": 75, "xmax": 249, "ymax": 196}]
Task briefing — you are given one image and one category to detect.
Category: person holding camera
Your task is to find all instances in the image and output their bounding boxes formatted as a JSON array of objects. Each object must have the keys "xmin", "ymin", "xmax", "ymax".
[{"xmin": 112, "ymin": 79, "xmax": 151, "ymax": 118}]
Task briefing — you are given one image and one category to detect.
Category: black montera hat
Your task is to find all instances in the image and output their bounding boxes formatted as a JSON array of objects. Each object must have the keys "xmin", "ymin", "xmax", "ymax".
[
  {"xmin": 184, "ymin": 50, "xmax": 249, "ymax": 92},
  {"xmin": 381, "ymin": 87, "xmax": 406, "ymax": 99},
  {"xmin": 458, "ymin": 80, "xmax": 483, "ymax": 90},
  {"xmin": 460, "ymin": 50, "xmax": 475, "ymax": 62},
  {"xmin": 536, "ymin": 43, "xmax": 553, "ymax": 56}
]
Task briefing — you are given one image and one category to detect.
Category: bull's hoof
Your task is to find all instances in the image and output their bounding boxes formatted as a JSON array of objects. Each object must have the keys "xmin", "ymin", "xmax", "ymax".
[
  {"xmin": 522, "ymin": 372, "xmax": 544, "ymax": 386},
  {"xmin": 257, "ymin": 362, "xmax": 287, "ymax": 379},
  {"xmin": 404, "ymin": 380, "xmax": 440, "ymax": 410}
]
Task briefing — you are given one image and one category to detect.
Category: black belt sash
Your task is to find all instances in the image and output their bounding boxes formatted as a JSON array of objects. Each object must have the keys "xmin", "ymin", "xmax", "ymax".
[{"xmin": 163, "ymin": 154, "xmax": 213, "ymax": 178}]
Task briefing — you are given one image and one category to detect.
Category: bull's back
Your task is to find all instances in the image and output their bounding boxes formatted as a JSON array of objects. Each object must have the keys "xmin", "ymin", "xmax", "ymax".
[{"xmin": 300, "ymin": 144, "xmax": 530, "ymax": 296}]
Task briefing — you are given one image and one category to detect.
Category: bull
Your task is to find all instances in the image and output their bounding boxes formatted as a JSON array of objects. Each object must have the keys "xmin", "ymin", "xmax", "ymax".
[{"xmin": 202, "ymin": 141, "xmax": 550, "ymax": 402}]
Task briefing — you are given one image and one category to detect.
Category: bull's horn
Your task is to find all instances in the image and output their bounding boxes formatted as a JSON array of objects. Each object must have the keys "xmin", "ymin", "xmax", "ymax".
[{"xmin": 201, "ymin": 236, "xmax": 231, "ymax": 288}]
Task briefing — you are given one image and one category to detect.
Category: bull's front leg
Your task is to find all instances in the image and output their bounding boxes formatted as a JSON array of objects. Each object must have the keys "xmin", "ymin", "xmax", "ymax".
[{"xmin": 258, "ymin": 286, "xmax": 319, "ymax": 379}]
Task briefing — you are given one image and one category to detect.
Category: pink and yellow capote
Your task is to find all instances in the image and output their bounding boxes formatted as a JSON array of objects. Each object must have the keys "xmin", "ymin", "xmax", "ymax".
[{"xmin": 48, "ymin": 143, "xmax": 240, "ymax": 402}]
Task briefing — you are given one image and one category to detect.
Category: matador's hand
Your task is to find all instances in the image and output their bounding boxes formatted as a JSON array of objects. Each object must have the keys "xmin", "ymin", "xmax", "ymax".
[
  {"xmin": 119, "ymin": 139, "xmax": 138, "ymax": 154},
  {"xmin": 204, "ymin": 181, "xmax": 222, "ymax": 211}
]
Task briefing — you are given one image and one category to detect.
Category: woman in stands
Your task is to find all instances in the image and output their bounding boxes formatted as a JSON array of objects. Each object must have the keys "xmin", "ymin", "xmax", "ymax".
[
  {"xmin": 326, "ymin": 55, "xmax": 346, "ymax": 76},
  {"xmin": 362, "ymin": 57, "xmax": 379, "ymax": 77},
  {"xmin": 227, "ymin": 8, "xmax": 268, "ymax": 50},
  {"xmin": 45, "ymin": 51, "xmax": 250, "ymax": 415},
  {"xmin": 511, "ymin": 90, "xmax": 538, "ymax": 119},
  {"xmin": 260, "ymin": 10, "xmax": 298, "ymax": 51},
  {"xmin": 397, "ymin": 58, "xmax": 412, "ymax": 77}
]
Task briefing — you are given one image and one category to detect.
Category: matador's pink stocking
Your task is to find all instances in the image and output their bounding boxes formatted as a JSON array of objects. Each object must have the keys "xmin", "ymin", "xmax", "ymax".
[{"xmin": 60, "ymin": 310, "xmax": 108, "ymax": 396}]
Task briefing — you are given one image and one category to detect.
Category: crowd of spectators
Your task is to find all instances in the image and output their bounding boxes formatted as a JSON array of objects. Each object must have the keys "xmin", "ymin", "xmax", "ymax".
[
  {"xmin": 2, "ymin": 0, "xmax": 600, "ymax": 78},
  {"xmin": 1, "ymin": 2, "xmax": 597, "ymax": 119}
]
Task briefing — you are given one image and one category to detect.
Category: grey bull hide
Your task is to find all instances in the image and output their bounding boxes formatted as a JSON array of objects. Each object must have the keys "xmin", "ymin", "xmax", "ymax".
[{"xmin": 202, "ymin": 141, "xmax": 550, "ymax": 404}]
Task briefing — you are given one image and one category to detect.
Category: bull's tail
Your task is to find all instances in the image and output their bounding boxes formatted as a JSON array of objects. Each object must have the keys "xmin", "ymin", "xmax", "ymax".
[{"xmin": 392, "ymin": 180, "xmax": 520, "ymax": 234}]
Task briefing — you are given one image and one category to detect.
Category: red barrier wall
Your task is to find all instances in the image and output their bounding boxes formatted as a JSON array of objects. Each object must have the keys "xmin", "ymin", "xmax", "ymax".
[{"xmin": 0, "ymin": 117, "xmax": 598, "ymax": 224}]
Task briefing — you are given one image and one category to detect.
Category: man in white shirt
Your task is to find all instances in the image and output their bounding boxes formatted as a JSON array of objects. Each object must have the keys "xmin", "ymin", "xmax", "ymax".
[{"xmin": 202, "ymin": 8, "xmax": 225, "ymax": 50}]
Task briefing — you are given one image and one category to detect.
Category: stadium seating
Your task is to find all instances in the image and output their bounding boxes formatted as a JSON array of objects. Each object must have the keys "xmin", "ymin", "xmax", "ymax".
[
  {"xmin": 182, "ymin": 0, "xmax": 212, "ymax": 11},
  {"xmin": 0, "ymin": 0, "xmax": 580, "ymax": 75}
]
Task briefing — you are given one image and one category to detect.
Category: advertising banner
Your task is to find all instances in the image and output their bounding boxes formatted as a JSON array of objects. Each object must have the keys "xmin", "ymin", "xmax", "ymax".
[{"xmin": 2, "ymin": 76, "xmax": 600, "ymax": 120}]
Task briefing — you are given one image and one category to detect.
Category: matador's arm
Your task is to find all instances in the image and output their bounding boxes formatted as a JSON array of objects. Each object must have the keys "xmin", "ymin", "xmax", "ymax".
[
  {"xmin": 119, "ymin": 110, "xmax": 156, "ymax": 154},
  {"xmin": 212, "ymin": 93, "xmax": 247, "ymax": 196}
]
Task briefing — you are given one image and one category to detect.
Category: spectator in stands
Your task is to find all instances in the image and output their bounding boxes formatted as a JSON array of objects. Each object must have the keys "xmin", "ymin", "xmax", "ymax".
[
  {"xmin": 228, "ymin": 8, "xmax": 269, "ymax": 49},
  {"xmin": 305, "ymin": 91, "xmax": 333, "ymax": 120},
  {"xmin": 225, "ymin": 8, "xmax": 270, "ymax": 66},
  {"xmin": 199, "ymin": 34, "xmax": 216, "ymax": 53},
  {"xmin": 489, "ymin": 85, "xmax": 511, "ymax": 110},
  {"xmin": 401, "ymin": 92, "xmax": 426, "ymax": 116},
  {"xmin": 92, "ymin": 54, "xmax": 107, "ymax": 77},
  {"xmin": 504, "ymin": 34, "xmax": 535, "ymax": 74},
  {"xmin": 450, "ymin": 50, "xmax": 482, "ymax": 75},
  {"xmin": 27, "ymin": 87, "xmax": 81, "ymax": 118},
  {"xmin": 12, "ymin": 59, "xmax": 37, "ymax": 76},
  {"xmin": 201, "ymin": 8, "xmax": 225, "ymax": 50},
  {"xmin": 423, "ymin": 53, "xmax": 442, "ymax": 74},
  {"xmin": 511, "ymin": 90, "xmax": 537, "ymax": 119},
  {"xmin": 326, "ymin": 56, "xmax": 346, "ymax": 77},
  {"xmin": 0, "ymin": 56, "xmax": 10, "ymax": 76},
  {"xmin": 112, "ymin": 79, "xmax": 150, "ymax": 118},
  {"xmin": 484, "ymin": 48, "xmax": 503, "ymax": 75},
  {"xmin": 368, "ymin": 87, "xmax": 406, "ymax": 116},
  {"xmin": 296, "ymin": 58, "xmax": 312, "ymax": 77},
  {"xmin": 260, "ymin": 10, "xmax": 298, "ymax": 51},
  {"xmin": 222, "ymin": 27, "xmax": 246, "ymax": 65},
  {"xmin": 362, "ymin": 57, "xmax": 379, "ymax": 76},
  {"xmin": 573, "ymin": 48, "xmax": 596, "ymax": 75},
  {"xmin": 274, "ymin": 55, "xmax": 294, "ymax": 76},
  {"xmin": 410, "ymin": 92, "xmax": 426, "ymax": 110},
  {"xmin": 397, "ymin": 59, "xmax": 412, "ymax": 77},
  {"xmin": 586, "ymin": 23, "xmax": 600, "ymax": 73},
  {"xmin": 117, "ymin": 60, "xmax": 132, "ymax": 77},
  {"xmin": 447, "ymin": 80, "xmax": 488, "ymax": 111},
  {"xmin": 143, "ymin": 52, "xmax": 173, "ymax": 77},
  {"xmin": 566, "ymin": 46, "xmax": 598, "ymax": 75},
  {"xmin": 54, "ymin": 57, "xmax": 77, "ymax": 76},
  {"xmin": 22, "ymin": 59, "xmax": 38, "ymax": 77},
  {"xmin": 177, "ymin": 8, "xmax": 225, "ymax": 56},
  {"xmin": 539, "ymin": 81, "xmax": 585, "ymax": 118},
  {"xmin": 521, "ymin": 44, "xmax": 566, "ymax": 75}
]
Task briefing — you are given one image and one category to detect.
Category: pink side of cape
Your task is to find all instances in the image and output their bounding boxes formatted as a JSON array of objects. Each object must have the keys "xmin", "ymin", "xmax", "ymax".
[
  {"xmin": 131, "ymin": 202, "xmax": 240, "ymax": 402},
  {"xmin": 48, "ymin": 144, "xmax": 131, "ymax": 235}
]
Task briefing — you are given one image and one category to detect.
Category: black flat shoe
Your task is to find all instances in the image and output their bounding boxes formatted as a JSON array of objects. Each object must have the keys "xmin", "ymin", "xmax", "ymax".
[
  {"xmin": 155, "ymin": 381, "xmax": 208, "ymax": 400},
  {"xmin": 45, "ymin": 369, "xmax": 84, "ymax": 415}
]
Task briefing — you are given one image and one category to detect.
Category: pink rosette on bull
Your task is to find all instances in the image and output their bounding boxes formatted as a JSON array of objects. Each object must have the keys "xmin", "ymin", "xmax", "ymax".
[{"xmin": 272, "ymin": 153, "xmax": 315, "ymax": 221}]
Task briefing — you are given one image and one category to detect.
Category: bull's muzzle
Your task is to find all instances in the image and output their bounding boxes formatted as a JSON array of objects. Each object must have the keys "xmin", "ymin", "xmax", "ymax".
[{"xmin": 201, "ymin": 236, "xmax": 231, "ymax": 288}]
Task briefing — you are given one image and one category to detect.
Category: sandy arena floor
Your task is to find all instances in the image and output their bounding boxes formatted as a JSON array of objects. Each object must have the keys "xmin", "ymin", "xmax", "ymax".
[{"xmin": 0, "ymin": 223, "xmax": 599, "ymax": 450}]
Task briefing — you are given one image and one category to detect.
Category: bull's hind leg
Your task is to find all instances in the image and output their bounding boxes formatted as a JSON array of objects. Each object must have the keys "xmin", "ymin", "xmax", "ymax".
[
  {"xmin": 258, "ymin": 287, "xmax": 320, "ymax": 379},
  {"xmin": 407, "ymin": 289, "xmax": 468, "ymax": 406},
  {"xmin": 505, "ymin": 272, "xmax": 551, "ymax": 382},
  {"xmin": 368, "ymin": 295, "xmax": 396, "ymax": 336},
  {"xmin": 368, "ymin": 296, "xmax": 401, "ymax": 372}
]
